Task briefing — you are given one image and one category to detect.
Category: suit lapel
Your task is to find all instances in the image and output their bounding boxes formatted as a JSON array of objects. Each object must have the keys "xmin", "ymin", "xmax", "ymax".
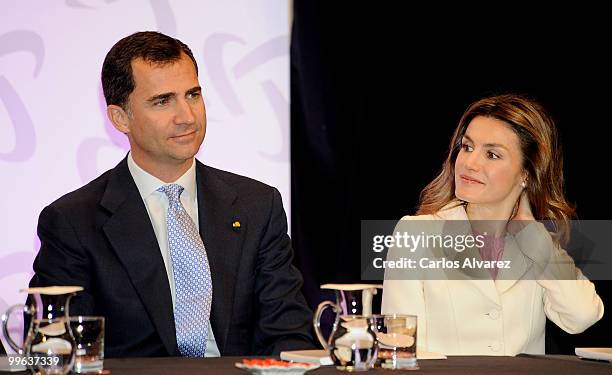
[
  {"xmin": 100, "ymin": 157, "xmax": 177, "ymax": 355},
  {"xmin": 196, "ymin": 162, "xmax": 243, "ymax": 354}
]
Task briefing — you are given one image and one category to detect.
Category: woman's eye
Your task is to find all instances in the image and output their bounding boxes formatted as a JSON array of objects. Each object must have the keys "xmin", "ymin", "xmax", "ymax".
[
  {"xmin": 461, "ymin": 143, "xmax": 473, "ymax": 152},
  {"xmin": 487, "ymin": 151, "xmax": 500, "ymax": 159}
]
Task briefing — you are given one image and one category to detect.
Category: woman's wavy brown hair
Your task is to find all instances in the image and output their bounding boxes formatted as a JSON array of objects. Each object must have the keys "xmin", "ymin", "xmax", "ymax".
[{"xmin": 417, "ymin": 94, "xmax": 575, "ymax": 243}]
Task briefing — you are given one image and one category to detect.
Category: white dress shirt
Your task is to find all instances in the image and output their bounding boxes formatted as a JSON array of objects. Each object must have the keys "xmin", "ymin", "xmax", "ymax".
[{"xmin": 127, "ymin": 153, "xmax": 221, "ymax": 357}]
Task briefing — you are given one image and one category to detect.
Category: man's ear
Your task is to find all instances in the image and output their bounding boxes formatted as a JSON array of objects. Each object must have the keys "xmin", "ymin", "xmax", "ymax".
[{"xmin": 107, "ymin": 104, "xmax": 130, "ymax": 134}]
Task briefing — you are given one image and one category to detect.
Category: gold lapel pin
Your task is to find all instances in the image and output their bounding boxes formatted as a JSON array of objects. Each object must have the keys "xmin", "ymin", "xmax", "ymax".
[{"xmin": 232, "ymin": 221, "xmax": 241, "ymax": 229}]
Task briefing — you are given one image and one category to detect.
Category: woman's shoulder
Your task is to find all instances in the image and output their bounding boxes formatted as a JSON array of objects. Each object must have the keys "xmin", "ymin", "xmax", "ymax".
[{"xmin": 400, "ymin": 200, "xmax": 467, "ymax": 221}]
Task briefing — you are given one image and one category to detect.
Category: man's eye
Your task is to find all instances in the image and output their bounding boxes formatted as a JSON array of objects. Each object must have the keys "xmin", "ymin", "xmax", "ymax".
[
  {"xmin": 154, "ymin": 98, "xmax": 169, "ymax": 106},
  {"xmin": 188, "ymin": 92, "xmax": 201, "ymax": 99}
]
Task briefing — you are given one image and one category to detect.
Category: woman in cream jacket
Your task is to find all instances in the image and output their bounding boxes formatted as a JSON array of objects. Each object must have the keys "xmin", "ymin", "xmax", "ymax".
[{"xmin": 382, "ymin": 94, "xmax": 603, "ymax": 356}]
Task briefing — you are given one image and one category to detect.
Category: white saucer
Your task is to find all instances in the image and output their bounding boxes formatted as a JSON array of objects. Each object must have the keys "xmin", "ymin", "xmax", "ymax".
[{"xmin": 575, "ymin": 347, "xmax": 612, "ymax": 362}]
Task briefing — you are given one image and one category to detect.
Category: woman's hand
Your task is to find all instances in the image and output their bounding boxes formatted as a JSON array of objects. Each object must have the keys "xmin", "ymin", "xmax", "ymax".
[{"xmin": 507, "ymin": 191, "xmax": 536, "ymax": 235}]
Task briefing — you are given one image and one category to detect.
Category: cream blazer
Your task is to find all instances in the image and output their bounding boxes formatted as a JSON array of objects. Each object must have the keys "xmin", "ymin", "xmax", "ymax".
[{"xmin": 381, "ymin": 203, "xmax": 604, "ymax": 356}]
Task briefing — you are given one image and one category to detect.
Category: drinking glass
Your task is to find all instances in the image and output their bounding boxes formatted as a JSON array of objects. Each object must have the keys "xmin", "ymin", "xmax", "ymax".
[
  {"xmin": 371, "ymin": 314, "xmax": 418, "ymax": 370},
  {"xmin": 69, "ymin": 316, "xmax": 105, "ymax": 374}
]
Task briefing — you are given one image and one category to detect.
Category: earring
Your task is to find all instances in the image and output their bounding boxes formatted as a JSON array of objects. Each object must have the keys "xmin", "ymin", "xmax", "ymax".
[{"xmin": 521, "ymin": 181, "xmax": 527, "ymax": 188}]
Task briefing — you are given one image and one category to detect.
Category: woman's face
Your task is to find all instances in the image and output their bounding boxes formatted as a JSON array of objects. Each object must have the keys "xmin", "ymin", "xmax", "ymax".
[{"xmin": 454, "ymin": 116, "xmax": 525, "ymax": 208}]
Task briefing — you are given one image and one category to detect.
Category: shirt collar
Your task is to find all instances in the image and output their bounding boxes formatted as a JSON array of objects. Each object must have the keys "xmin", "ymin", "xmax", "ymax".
[{"xmin": 127, "ymin": 152, "xmax": 197, "ymax": 202}]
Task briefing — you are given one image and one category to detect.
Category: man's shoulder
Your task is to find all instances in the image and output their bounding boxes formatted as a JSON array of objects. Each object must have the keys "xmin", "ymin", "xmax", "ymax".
[
  {"xmin": 198, "ymin": 163, "xmax": 287, "ymax": 226},
  {"xmin": 44, "ymin": 168, "xmax": 115, "ymax": 214},
  {"xmin": 199, "ymin": 163, "xmax": 277, "ymax": 198}
]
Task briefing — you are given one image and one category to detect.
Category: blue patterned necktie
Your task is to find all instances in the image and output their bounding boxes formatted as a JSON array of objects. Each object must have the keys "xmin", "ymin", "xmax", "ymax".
[{"xmin": 158, "ymin": 184, "xmax": 213, "ymax": 357}]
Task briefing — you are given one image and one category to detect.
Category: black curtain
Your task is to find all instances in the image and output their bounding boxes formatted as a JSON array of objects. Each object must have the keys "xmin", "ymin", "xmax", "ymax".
[
  {"xmin": 290, "ymin": 1, "xmax": 362, "ymax": 314},
  {"xmin": 291, "ymin": 1, "xmax": 610, "ymax": 353}
]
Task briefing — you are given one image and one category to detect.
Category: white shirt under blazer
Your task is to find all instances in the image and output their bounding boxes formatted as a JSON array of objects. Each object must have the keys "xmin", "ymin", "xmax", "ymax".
[{"xmin": 382, "ymin": 202, "xmax": 604, "ymax": 355}]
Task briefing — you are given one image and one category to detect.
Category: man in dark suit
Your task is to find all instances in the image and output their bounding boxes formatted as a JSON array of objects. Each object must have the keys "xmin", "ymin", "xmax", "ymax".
[{"xmin": 29, "ymin": 31, "xmax": 314, "ymax": 357}]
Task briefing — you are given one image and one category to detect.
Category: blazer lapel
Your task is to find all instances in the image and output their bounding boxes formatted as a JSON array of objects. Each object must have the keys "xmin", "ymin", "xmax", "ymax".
[
  {"xmin": 495, "ymin": 235, "xmax": 532, "ymax": 294},
  {"xmin": 196, "ymin": 162, "xmax": 243, "ymax": 354},
  {"xmin": 100, "ymin": 157, "xmax": 177, "ymax": 355},
  {"xmin": 437, "ymin": 204, "xmax": 501, "ymax": 305}
]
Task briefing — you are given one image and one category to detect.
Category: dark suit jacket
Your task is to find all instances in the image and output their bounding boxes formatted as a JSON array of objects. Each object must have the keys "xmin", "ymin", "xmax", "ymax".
[{"xmin": 29, "ymin": 157, "xmax": 314, "ymax": 357}]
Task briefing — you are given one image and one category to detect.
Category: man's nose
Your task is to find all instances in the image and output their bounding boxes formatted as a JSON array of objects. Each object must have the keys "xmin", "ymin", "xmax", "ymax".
[{"xmin": 175, "ymin": 99, "xmax": 196, "ymax": 125}]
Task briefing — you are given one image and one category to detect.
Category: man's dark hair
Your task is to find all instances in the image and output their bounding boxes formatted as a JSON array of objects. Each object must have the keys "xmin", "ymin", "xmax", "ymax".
[{"xmin": 101, "ymin": 31, "xmax": 198, "ymax": 109}]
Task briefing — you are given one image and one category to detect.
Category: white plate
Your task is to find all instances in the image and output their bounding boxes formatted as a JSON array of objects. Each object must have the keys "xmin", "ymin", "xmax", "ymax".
[
  {"xmin": 575, "ymin": 347, "xmax": 612, "ymax": 362},
  {"xmin": 21, "ymin": 286, "xmax": 84, "ymax": 295},
  {"xmin": 235, "ymin": 362, "xmax": 320, "ymax": 375},
  {"xmin": 320, "ymin": 283, "xmax": 382, "ymax": 291}
]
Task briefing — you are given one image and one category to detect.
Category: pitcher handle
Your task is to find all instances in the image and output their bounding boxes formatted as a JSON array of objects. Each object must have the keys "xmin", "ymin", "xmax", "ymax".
[
  {"xmin": 1, "ymin": 304, "xmax": 30, "ymax": 354},
  {"xmin": 313, "ymin": 300, "xmax": 340, "ymax": 350}
]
